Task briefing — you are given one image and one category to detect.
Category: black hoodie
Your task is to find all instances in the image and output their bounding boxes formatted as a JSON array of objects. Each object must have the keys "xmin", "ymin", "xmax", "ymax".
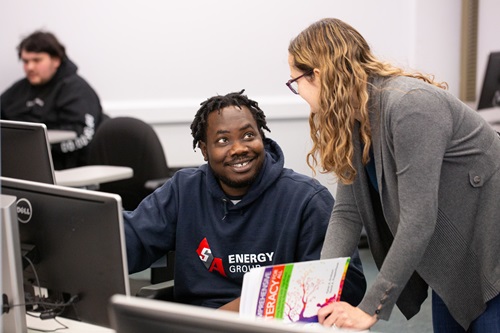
[{"xmin": 1, "ymin": 57, "xmax": 105, "ymax": 169}]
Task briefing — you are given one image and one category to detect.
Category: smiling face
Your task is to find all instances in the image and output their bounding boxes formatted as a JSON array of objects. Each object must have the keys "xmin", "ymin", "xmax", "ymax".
[{"xmin": 199, "ymin": 105, "xmax": 265, "ymax": 197}]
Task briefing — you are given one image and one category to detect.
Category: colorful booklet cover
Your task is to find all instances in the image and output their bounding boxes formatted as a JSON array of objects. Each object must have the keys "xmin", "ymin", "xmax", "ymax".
[{"xmin": 239, "ymin": 257, "xmax": 350, "ymax": 323}]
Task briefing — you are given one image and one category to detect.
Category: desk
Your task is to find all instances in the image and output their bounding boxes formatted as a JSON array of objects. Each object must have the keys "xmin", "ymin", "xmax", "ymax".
[
  {"xmin": 478, "ymin": 107, "xmax": 500, "ymax": 132},
  {"xmin": 55, "ymin": 165, "xmax": 133, "ymax": 187},
  {"xmin": 47, "ymin": 130, "xmax": 77, "ymax": 143},
  {"xmin": 477, "ymin": 106, "xmax": 500, "ymax": 120},
  {"xmin": 27, "ymin": 315, "xmax": 114, "ymax": 332}
]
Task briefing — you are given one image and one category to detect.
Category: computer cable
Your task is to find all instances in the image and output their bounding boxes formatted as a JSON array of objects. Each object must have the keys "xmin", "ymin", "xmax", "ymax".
[{"xmin": 3, "ymin": 255, "xmax": 80, "ymax": 320}]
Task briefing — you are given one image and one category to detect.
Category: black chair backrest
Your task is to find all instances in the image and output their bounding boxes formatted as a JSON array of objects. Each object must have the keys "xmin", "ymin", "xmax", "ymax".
[{"xmin": 88, "ymin": 117, "xmax": 169, "ymax": 210}]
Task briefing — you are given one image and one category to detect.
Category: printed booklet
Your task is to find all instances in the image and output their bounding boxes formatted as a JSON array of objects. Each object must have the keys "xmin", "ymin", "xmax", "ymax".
[{"xmin": 239, "ymin": 257, "xmax": 350, "ymax": 323}]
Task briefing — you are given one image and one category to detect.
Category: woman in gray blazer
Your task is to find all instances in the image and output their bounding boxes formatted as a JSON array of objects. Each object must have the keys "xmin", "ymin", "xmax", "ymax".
[{"xmin": 286, "ymin": 18, "xmax": 500, "ymax": 332}]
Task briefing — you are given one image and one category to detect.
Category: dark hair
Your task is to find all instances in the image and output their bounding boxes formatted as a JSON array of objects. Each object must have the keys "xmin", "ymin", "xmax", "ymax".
[
  {"xmin": 191, "ymin": 89, "xmax": 271, "ymax": 150},
  {"xmin": 17, "ymin": 31, "xmax": 66, "ymax": 60}
]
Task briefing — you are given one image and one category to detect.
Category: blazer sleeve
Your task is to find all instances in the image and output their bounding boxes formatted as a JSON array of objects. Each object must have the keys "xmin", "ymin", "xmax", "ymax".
[{"xmin": 321, "ymin": 182, "xmax": 366, "ymax": 306}]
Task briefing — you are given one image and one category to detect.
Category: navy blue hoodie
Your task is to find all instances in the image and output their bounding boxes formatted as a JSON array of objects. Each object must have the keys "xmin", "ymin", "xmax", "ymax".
[{"xmin": 124, "ymin": 138, "xmax": 365, "ymax": 308}]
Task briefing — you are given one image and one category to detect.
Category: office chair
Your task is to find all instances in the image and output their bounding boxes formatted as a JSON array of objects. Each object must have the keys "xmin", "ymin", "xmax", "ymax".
[
  {"xmin": 88, "ymin": 117, "xmax": 184, "ymax": 286},
  {"xmin": 87, "ymin": 116, "xmax": 173, "ymax": 211},
  {"xmin": 136, "ymin": 251, "xmax": 176, "ymax": 301}
]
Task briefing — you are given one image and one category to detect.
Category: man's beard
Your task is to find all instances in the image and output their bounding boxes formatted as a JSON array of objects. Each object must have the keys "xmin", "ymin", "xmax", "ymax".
[{"xmin": 211, "ymin": 163, "xmax": 263, "ymax": 191}]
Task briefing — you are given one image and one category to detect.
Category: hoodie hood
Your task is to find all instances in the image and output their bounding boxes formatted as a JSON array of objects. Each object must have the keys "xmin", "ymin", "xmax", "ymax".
[{"xmin": 49, "ymin": 56, "xmax": 78, "ymax": 83}]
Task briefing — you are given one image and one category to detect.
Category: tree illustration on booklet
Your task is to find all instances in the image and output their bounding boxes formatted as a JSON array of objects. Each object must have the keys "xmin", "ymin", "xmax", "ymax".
[{"xmin": 284, "ymin": 267, "xmax": 338, "ymax": 322}]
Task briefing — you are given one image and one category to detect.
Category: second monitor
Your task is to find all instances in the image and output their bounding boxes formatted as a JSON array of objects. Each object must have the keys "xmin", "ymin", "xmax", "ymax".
[
  {"xmin": 478, "ymin": 51, "xmax": 500, "ymax": 110},
  {"xmin": 0, "ymin": 120, "xmax": 56, "ymax": 184},
  {"xmin": 0, "ymin": 176, "xmax": 130, "ymax": 327}
]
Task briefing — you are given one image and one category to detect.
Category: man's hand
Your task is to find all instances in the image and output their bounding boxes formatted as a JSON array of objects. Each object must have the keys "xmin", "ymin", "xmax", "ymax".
[
  {"xmin": 318, "ymin": 301, "xmax": 377, "ymax": 330},
  {"xmin": 218, "ymin": 297, "xmax": 240, "ymax": 312}
]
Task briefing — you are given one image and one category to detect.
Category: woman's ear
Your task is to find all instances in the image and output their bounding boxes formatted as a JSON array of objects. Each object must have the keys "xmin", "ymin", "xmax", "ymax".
[{"xmin": 199, "ymin": 142, "xmax": 208, "ymax": 161}]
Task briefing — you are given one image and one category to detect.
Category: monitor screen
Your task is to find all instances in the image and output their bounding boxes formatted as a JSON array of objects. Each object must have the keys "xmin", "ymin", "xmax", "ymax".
[
  {"xmin": 0, "ymin": 120, "xmax": 56, "ymax": 184},
  {"xmin": 108, "ymin": 295, "xmax": 355, "ymax": 333},
  {"xmin": 0, "ymin": 176, "xmax": 130, "ymax": 327},
  {"xmin": 477, "ymin": 51, "xmax": 500, "ymax": 110},
  {"xmin": 1, "ymin": 194, "xmax": 27, "ymax": 332}
]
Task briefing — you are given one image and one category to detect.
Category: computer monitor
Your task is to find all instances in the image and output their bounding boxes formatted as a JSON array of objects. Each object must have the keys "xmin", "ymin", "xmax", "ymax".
[
  {"xmin": 1, "ymin": 194, "xmax": 27, "ymax": 332},
  {"xmin": 0, "ymin": 120, "xmax": 56, "ymax": 184},
  {"xmin": 108, "ymin": 295, "xmax": 355, "ymax": 333},
  {"xmin": 0, "ymin": 176, "xmax": 130, "ymax": 327},
  {"xmin": 477, "ymin": 51, "xmax": 500, "ymax": 110}
]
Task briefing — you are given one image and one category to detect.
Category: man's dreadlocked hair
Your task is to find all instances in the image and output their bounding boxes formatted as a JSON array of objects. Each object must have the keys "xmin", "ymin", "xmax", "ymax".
[{"xmin": 191, "ymin": 89, "xmax": 271, "ymax": 150}]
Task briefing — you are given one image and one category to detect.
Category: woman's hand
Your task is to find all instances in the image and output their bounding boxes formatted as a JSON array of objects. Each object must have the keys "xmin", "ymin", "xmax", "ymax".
[{"xmin": 318, "ymin": 301, "xmax": 377, "ymax": 330}]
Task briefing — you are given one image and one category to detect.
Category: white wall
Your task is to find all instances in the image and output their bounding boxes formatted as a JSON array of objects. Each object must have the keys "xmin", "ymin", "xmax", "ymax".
[{"xmin": 1, "ymin": 0, "xmax": 498, "ymax": 195}]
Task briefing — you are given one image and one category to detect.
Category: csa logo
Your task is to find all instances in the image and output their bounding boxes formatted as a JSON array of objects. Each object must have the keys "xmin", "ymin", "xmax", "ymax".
[
  {"xmin": 196, "ymin": 237, "xmax": 227, "ymax": 277},
  {"xmin": 16, "ymin": 198, "xmax": 32, "ymax": 223}
]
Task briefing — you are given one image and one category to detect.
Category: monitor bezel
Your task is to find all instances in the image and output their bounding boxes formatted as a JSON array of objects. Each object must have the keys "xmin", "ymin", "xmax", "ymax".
[
  {"xmin": 1, "ymin": 194, "xmax": 28, "ymax": 332},
  {"xmin": 108, "ymin": 294, "xmax": 348, "ymax": 333}
]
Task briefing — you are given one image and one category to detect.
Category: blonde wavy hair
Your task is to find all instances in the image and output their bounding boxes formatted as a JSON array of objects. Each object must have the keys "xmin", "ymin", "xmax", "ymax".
[{"xmin": 288, "ymin": 18, "xmax": 447, "ymax": 184}]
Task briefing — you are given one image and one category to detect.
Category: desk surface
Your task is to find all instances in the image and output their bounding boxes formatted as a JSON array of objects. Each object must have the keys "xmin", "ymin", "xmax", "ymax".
[
  {"xmin": 27, "ymin": 315, "xmax": 114, "ymax": 332},
  {"xmin": 477, "ymin": 106, "xmax": 500, "ymax": 118},
  {"xmin": 477, "ymin": 107, "xmax": 500, "ymax": 131},
  {"xmin": 47, "ymin": 130, "xmax": 77, "ymax": 144},
  {"xmin": 55, "ymin": 165, "xmax": 133, "ymax": 187}
]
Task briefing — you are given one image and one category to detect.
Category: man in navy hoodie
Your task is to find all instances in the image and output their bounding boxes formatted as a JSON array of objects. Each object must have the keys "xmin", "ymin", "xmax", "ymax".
[
  {"xmin": 1, "ymin": 30, "xmax": 105, "ymax": 170},
  {"xmin": 124, "ymin": 90, "xmax": 366, "ymax": 311}
]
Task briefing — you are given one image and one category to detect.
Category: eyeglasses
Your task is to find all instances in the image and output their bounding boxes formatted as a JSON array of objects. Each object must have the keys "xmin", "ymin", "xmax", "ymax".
[{"xmin": 285, "ymin": 70, "xmax": 313, "ymax": 95}]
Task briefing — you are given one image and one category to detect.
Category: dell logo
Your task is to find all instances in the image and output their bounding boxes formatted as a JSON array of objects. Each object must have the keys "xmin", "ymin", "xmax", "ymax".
[{"xmin": 16, "ymin": 198, "xmax": 32, "ymax": 223}]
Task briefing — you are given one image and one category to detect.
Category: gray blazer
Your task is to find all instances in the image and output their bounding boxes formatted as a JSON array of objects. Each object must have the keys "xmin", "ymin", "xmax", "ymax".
[{"xmin": 321, "ymin": 75, "xmax": 500, "ymax": 329}]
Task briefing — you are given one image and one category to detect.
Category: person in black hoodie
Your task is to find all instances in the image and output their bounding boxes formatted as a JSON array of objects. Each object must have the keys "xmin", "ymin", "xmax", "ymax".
[{"xmin": 1, "ymin": 30, "xmax": 106, "ymax": 170}]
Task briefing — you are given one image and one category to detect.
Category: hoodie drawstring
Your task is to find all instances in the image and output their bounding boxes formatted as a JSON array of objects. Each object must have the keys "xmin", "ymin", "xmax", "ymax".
[{"xmin": 222, "ymin": 198, "xmax": 228, "ymax": 220}]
